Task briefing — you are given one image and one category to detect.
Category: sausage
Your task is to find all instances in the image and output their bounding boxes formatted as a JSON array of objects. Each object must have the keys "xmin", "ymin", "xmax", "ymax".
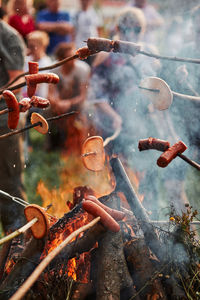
[
  {"xmin": 113, "ymin": 40, "xmax": 141, "ymax": 56},
  {"xmin": 28, "ymin": 61, "xmax": 39, "ymax": 74},
  {"xmin": 30, "ymin": 96, "xmax": 50, "ymax": 108},
  {"xmin": 19, "ymin": 98, "xmax": 31, "ymax": 112},
  {"xmin": 26, "ymin": 83, "xmax": 37, "ymax": 98},
  {"xmin": 138, "ymin": 137, "xmax": 170, "ymax": 152},
  {"xmin": 85, "ymin": 195, "xmax": 125, "ymax": 221},
  {"xmin": 25, "ymin": 73, "xmax": 59, "ymax": 98},
  {"xmin": 76, "ymin": 47, "xmax": 94, "ymax": 60},
  {"xmin": 82, "ymin": 200, "xmax": 121, "ymax": 232},
  {"xmin": 25, "ymin": 73, "xmax": 59, "ymax": 85},
  {"xmin": 157, "ymin": 141, "xmax": 187, "ymax": 168},
  {"xmin": 2, "ymin": 90, "xmax": 20, "ymax": 129},
  {"xmin": 87, "ymin": 37, "xmax": 113, "ymax": 52}
]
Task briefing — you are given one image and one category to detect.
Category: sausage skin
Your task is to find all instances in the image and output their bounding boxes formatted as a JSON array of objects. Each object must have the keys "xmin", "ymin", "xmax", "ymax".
[
  {"xmin": 157, "ymin": 141, "xmax": 187, "ymax": 168},
  {"xmin": 28, "ymin": 61, "xmax": 39, "ymax": 74},
  {"xmin": 138, "ymin": 137, "xmax": 170, "ymax": 152},
  {"xmin": 30, "ymin": 96, "xmax": 50, "ymax": 108},
  {"xmin": 3, "ymin": 90, "xmax": 20, "ymax": 129},
  {"xmin": 19, "ymin": 98, "xmax": 31, "ymax": 112},
  {"xmin": 85, "ymin": 195, "xmax": 125, "ymax": 221},
  {"xmin": 82, "ymin": 200, "xmax": 121, "ymax": 232},
  {"xmin": 25, "ymin": 73, "xmax": 59, "ymax": 85}
]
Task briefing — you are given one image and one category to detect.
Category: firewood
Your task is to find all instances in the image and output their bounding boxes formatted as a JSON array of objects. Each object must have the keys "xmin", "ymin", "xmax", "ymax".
[
  {"xmin": 124, "ymin": 238, "xmax": 167, "ymax": 299},
  {"xmin": 48, "ymin": 220, "xmax": 106, "ymax": 268},
  {"xmin": 96, "ymin": 193, "xmax": 136, "ymax": 300},
  {"xmin": 0, "ymin": 240, "xmax": 12, "ymax": 284},
  {"xmin": 110, "ymin": 157, "xmax": 165, "ymax": 261},
  {"xmin": 0, "ymin": 237, "xmax": 46, "ymax": 300},
  {"xmin": 10, "ymin": 217, "xmax": 100, "ymax": 300}
]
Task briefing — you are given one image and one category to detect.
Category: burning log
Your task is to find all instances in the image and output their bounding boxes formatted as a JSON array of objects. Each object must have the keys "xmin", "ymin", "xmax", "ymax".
[
  {"xmin": 0, "ymin": 236, "xmax": 46, "ymax": 300},
  {"xmin": 10, "ymin": 217, "xmax": 100, "ymax": 300},
  {"xmin": 109, "ymin": 156, "xmax": 165, "ymax": 262},
  {"xmin": 124, "ymin": 238, "xmax": 167, "ymax": 299},
  {"xmin": 0, "ymin": 241, "xmax": 12, "ymax": 284},
  {"xmin": 95, "ymin": 193, "xmax": 137, "ymax": 300}
]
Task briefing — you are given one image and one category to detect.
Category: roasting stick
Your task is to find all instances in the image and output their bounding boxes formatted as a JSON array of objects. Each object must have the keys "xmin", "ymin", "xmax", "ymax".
[
  {"xmin": 0, "ymin": 107, "xmax": 10, "ymax": 116},
  {"xmin": 0, "ymin": 190, "xmax": 54, "ymax": 220},
  {"xmin": 0, "ymin": 111, "xmax": 78, "ymax": 140},
  {"xmin": 10, "ymin": 216, "xmax": 101, "ymax": 300},
  {"xmin": 0, "ymin": 54, "xmax": 79, "ymax": 92},
  {"xmin": 3, "ymin": 36, "xmax": 200, "ymax": 95},
  {"xmin": 138, "ymin": 138, "xmax": 200, "ymax": 171},
  {"xmin": 0, "ymin": 218, "xmax": 38, "ymax": 246},
  {"xmin": 0, "ymin": 46, "xmax": 95, "ymax": 94},
  {"xmin": 139, "ymin": 86, "xmax": 200, "ymax": 103},
  {"xmin": 86, "ymin": 37, "xmax": 200, "ymax": 65}
]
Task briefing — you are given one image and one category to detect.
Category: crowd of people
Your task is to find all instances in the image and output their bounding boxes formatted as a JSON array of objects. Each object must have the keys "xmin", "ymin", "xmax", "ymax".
[{"xmin": 0, "ymin": 0, "xmax": 200, "ymax": 232}]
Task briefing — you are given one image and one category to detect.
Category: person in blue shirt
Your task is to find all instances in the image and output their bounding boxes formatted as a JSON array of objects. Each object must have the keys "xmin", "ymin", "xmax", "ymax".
[{"xmin": 36, "ymin": 0, "xmax": 73, "ymax": 55}]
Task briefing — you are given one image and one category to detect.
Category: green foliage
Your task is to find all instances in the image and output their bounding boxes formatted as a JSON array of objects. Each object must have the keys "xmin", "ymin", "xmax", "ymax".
[{"xmin": 24, "ymin": 130, "xmax": 65, "ymax": 205}]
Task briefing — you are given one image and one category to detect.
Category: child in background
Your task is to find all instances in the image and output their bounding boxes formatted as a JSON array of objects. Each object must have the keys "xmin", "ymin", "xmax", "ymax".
[
  {"xmin": 8, "ymin": 0, "xmax": 35, "ymax": 42},
  {"xmin": 25, "ymin": 30, "xmax": 52, "ymax": 98}
]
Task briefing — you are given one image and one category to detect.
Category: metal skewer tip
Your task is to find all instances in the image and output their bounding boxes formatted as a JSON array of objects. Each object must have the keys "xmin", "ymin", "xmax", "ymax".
[
  {"xmin": 139, "ymin": 86, "xmax": 160, "ymax": 93},
  {"xmin": 81, "ymin": 151, "xmax": 97, "ymax": 157}
]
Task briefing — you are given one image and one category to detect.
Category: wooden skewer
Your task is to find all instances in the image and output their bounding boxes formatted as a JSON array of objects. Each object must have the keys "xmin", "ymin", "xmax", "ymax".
[
  {"xmin": 0, "ymin": 54, "xmax": 79, "ymax": 93},
  {"xmin": 139, "ymin": 86, "xmax": 200, "ymax": 102},
  {"xmin": 0, "ymin": 108, "xmax": 11, "ymax": 116},
  {"xmin": 10, "ymin": 216, "xmax": 101, "ymax": 300},
  {"xmin": 0, "ymin": 218, "xmax": 38, "ymax": 246},
  {"xmin": 0, "ymin": 111, "xmax": 78, "ymax": 140}
]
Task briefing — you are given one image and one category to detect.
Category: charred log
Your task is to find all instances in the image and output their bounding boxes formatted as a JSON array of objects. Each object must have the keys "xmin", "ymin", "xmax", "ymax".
[
  {"xmin": 124, "ymin": 238, "xmax": 167, "ymax": 299},
  {"xmin": 110, "ymin": 157, "xmax": 165, "ymax": 261},
  {"xmin": 0, "ymin": 241, "xmax": 12, "ymax": 284},
  {"xmin": 48, "ymin": 221, "xmax": 106, "ymax": 269},
  {"xmin": 95, "ymin": 192, "xmax": 136, "ymax": 300},
  {"xmin": 0, "ymin": 236, "xmax": 46, "ymax": 299}
]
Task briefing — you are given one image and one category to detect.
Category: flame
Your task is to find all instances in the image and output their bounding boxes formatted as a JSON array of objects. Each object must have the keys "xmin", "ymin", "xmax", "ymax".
[{"xmin": 37, "ymin": 152, "xmax": 115, "ymax": 218}]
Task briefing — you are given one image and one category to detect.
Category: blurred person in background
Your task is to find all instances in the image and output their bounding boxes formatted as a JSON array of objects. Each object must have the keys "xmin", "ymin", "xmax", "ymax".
[
  {"xmin": 7, "ymin": 0, "xmax": 35, "ymax": 43},
  {"xmin": 159, "ymin": 5, "xmax": 200, "ymax": 211},
  {"xmin": 36, "ymin": 0, "xmax": 73, "ymax": 55},
  {"xmin": 25, "ymin": 30, "xmax": 52, "ymax": 99},
  {"xmin": 23, "ymin": 30, "xmax": 52, "ymax": 154},
  {"xmin": 74, "ymin": 0, "xmax": 103, "ymax": 65},
  {"xmin": 129, "ymin": 0, "xmax": 163, "ymax": 45},
  {"xmin": 0, "ymin": 16, "xmax": 26, "ymax": 233},
  {"xmin": 46, "ymin": 42, "xmax": 90, "ymax": 153},
  {"xmin": 0, "ymin": 5, "xmax": 7, "ymax": 21},
  {"xmin": 86, "ymin": 7, "xmax": 164, "ymax": 214}
]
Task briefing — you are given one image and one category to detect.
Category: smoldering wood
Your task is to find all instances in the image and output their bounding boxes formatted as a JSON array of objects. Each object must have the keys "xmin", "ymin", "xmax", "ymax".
[
  {"xmin": 124, "ymin": 238, "xmax": 167, "ymax": 299},
  {"xmin": 0, "ymin": 240, "xmax": 12, "ymax": 284},
  {"xmin": 48, "ymin": 221, "xmax": 106, "ymax": 269},
  {"xmin": 0, "ymin": 236, "xmax": 46, "ymax": 300},
  {"xmin": 110, "ymin": 157, "xmax": 165, "ymax": 261},
  {"xmin": 71, "ymin": 282, "xmax": 95, "ymax": 300},
  {"xmin": 48, "ymin": 203, "xmax": 83, "ymax": 240},
  {"xmin": 95, "ymin": 192, "xmax": 136, "ymax": 300}
]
